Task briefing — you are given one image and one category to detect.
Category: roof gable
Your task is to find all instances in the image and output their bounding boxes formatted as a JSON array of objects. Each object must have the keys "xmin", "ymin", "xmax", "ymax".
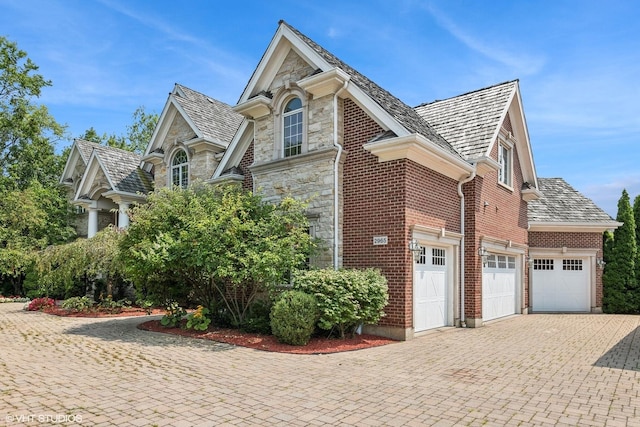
[
  {"xmin": 235, "ymin": 20, "xmax": 460, "ymax": 160},
  {"xmin": 415, "ymin": 81, "xmax": 518, "ymax": 160},
  {"xmin": 143, "ymin": 84, "xmax": 243, "ymax": 158},
  {"xmin": 415, "ymin": 80, "xmax": 538, "ymax": 187},
  {"xmin": 75, "ymin": 144, "xmax": 153, "ymax": 200},
  {"xmin": 60, "ymin": 139, "xmax": 88, "ymax": 184}
]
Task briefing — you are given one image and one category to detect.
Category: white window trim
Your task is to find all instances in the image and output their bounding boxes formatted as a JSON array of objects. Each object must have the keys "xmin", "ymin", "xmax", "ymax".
[
  {"xmin": 168, "ymin": 147, "xmax": 190, "ymax": 189},
  {"xmin": 498, "ymin": 142, "xmax": 513, "ymax": 190},
  {"xmin": 272, "ymin": 87, "xmax": 308, "ymax": 160}
]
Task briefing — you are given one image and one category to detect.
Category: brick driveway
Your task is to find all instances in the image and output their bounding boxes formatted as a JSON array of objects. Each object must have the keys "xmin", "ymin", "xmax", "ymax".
[{"xmin": 1, "ymin": 303, "xmax": 639, "ymax": 426}]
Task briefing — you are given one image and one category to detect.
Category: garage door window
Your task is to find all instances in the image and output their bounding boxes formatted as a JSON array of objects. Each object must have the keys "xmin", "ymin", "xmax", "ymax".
[
  {"xmin": 416, "ymin": 247, "xmax": 427, "ymax": 265},
  {"xmin": 432, "ymin": 248, "xmax": 446, "ymax": 266},
  {"xmin": 563, "ymin": 259, "xmax": 583, "ymax": 271},
  {"xmin": 534, "ymin": 259, "xmax": 554, "ymax": 270},
  {"xmin": 486, "ymin": 254, "xmax": 516, "ymax": 269}
]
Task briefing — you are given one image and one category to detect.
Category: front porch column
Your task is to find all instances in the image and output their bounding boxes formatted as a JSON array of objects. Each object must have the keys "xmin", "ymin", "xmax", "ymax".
[
  {"xmin": 118, "ymin": 202, "xmax": 130, "ymax": 229},
  {"xmin": 87, "ymin": 207, "xmax": 98, "ymax": 238}
]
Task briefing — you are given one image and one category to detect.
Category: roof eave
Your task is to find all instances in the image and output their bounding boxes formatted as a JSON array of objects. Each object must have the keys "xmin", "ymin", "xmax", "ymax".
[
  {"xmin": 528, "ymin": 221, "xmax": 622, "ymax": 233},
  {"xmin": 363, "ymin": 133, "xmax": 474, "ymax": 181},
  {"xmin": 102, "ymin": 190, "xmax": 147, "ymax": 204}
]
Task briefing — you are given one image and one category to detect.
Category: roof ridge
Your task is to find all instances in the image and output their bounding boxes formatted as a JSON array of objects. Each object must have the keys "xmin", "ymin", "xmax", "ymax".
[
  {"xmin": 279, "ymin": 21, "xmax": 461, "ymax": 159},
  {"xmin": 415, "ymin": 80, "xmax": 518, "ymax": 108},
  {"xmin": 174, "ymin": 83, "xmax": 228, "ymax": 103},
  {"xmin": 75, "ymin": 138, "xmax": 142, "ymax": 158}
]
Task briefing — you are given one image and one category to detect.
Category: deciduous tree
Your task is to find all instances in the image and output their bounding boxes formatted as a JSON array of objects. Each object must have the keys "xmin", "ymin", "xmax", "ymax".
[{"xmin": 120, "ymin": 184, "xmax": 314, "ymax": 326}]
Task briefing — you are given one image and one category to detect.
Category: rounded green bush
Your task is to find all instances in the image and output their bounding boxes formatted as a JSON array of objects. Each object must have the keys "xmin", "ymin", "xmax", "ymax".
[
  {"xmin": 270, "ymin": 290, "xmax": 319, "ymax": 346},
  {"xmin": 292, "ymin": 268, "xmax": 388, "ymax": 338}
]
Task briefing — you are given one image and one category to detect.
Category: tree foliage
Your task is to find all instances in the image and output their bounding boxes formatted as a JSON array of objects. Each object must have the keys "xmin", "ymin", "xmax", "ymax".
[
  {"xmin": 0, "ymin": 182, "xmax": 75, "ymax": 296},
  {"xmin": 0, "ymin": 37, "xmax": 72, "ymax": 296},
  {"xmin": 30, "ymin": 227, "xmax": 124, "ymax": 299},
  {"xmin": 603, "ymin": 189, "xmax": 638, "ymax": 313},
  {"xmin": 120, "ymin": 184, "xmax": 314, "ymax": 326},
  {"xmin": 0, "ymin": 36, "xmax": 65, "ymax": 190},
  {"xmin": 79, "ymin": 106, "xmax": 158, "ymax": 154}
]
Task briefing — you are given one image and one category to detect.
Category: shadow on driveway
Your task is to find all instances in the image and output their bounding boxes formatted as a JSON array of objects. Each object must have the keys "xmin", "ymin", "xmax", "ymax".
[
  {"xmin": 594, "ymin": 325, "xmax": 640, "ymax": 371},
  {"xmin": 63, "ymin": 315, "xmax": 235, "ymax": 352}
]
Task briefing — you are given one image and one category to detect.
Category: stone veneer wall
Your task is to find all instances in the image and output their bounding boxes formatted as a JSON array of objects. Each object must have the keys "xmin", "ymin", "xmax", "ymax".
[
  {"xmin": 250, "ymin": 50, "xmax": 342, "ymax": 268},
  {"xmin": 153, "ymin": 113, "xmax": 221, "ymax": 189}
]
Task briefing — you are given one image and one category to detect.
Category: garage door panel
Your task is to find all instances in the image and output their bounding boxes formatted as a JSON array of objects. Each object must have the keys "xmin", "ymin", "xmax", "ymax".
[
  {"xmin": 532, "ymin": 258, "xmax": 589, "ymax": 312},
  {"xmin": 414, "ymin": 246, "xmax": 448, "ymax": 332},
  {"xmin": 483, "ymin": 254, "xmax": 517, "ymax": 321}
]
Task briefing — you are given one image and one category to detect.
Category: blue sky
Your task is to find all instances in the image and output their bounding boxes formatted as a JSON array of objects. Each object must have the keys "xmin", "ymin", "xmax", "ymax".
[{"xmin": 0, "ymin": 0, "xmax": 638, "ymax": 216}]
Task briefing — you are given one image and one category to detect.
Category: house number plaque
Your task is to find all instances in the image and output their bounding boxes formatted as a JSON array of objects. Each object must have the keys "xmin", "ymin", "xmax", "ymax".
[{"xmin": 373, "ymin": 236, "xmax": 388, "ymax": 245}]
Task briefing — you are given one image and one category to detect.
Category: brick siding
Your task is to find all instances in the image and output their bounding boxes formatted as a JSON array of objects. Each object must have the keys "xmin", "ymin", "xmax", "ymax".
[
  {"xmin": 342, "ymin": 99, "xmax": 463, "ymax": 330},
  {"xmin": 463, "ymin": 127, "xmax": 529, "ymax": 319},
  {"xmin": 529, "ymin": 231, "xmax": 604, "ymax": 307},
  {"xmin": 239, "ymin": 140, "xmax": 254, "ymax": 192}
]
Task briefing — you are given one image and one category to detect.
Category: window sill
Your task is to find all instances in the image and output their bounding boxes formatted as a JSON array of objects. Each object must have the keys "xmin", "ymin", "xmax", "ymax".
[
  {"xmin": 250, "ymin": 147, "xmax": 338, "ymax": 174},
  {"xmin": 498, "ymin": 180, "xmax": 514, "ymax": 192}
]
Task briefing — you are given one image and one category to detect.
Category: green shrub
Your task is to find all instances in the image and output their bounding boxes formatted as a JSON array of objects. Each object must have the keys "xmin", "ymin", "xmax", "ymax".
[
  {"xmin": 61, "ymin": 296, "xmax": 93, "ymax": 312},
  {"xmin": 241, "ymin": 299, "xmax": 272, "ymax": 334},
  {"xmin": 185, "ymin": 305, "xmax": 211, "ymax": 331},
  {"xmin": 98, "ymin": 295, "xmax": 130, "ymax": 314},
  {"xmin": 293, "ymin": 268, "xmax": 388, "ymax": 338},
  {"xmin": 270, "ymin": 290, "xmax": 319, "ymax": 346},
  {"xmin": 160, "ymin": 301, "xmax": 186, "ymax": 328}
]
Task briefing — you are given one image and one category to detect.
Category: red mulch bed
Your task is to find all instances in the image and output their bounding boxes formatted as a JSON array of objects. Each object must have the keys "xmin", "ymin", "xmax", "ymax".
[
  {"xmin": 137, "ymin": 319, "xmax": 397, "ymax": 354},
  {"xmin": 43, "ymin": 306, "xmax": 165, "ymax": 318}
]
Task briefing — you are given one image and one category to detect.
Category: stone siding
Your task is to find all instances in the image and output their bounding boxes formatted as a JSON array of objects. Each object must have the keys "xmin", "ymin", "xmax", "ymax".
[
  {"xmin": 250, "ymin": 50, "xmax": 341, "ymax": 268},
  {"xmin": 153, "ymin": 113, "xmax": 220, "ymax": 188}
]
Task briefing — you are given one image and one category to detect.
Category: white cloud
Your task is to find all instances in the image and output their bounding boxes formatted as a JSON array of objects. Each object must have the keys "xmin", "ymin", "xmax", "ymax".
[{"xmin": 423, "ymin": 3, "xmax": 545, "ymax": 76}]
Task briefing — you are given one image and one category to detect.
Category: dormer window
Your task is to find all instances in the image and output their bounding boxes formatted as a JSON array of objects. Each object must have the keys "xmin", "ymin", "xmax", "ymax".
[
  {"xmin": 498, "ymin": 143, "xmax": 512, "ymax": 188},
  {"xmin": 171, "ymin": 149, "xmax": 189, "ymax": 188},
  {"xmin": 283, "ymin": 97, "xmax": 303, "ymax": 157}
]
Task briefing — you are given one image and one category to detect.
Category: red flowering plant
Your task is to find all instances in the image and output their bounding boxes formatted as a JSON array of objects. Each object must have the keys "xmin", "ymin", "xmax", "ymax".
[{"xmin": 27, "ymin": 297, "xmax": 55, "ymax": 311}]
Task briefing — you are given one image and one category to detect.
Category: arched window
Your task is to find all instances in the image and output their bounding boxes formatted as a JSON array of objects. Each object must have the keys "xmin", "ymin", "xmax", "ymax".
[
  {"xmin": 171, "ymin": 149, "xmax": 189, "ymax": 188},
  {"xmin": 283, "ymin": 97, "xmax": 303, "ymax": 157}
]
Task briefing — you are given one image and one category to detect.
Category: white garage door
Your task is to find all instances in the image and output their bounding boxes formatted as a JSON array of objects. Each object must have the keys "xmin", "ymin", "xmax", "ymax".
[
  {"xmin": 414, "ymin": 246, "xmax": 448, "ymax": 331},
  {"xmin": 532, "ymin": 258, "xmax": 590, "ymax": 312},
  {"xmin": 483, "ymin": 254, "xmax": 517, "ymax": 321}
]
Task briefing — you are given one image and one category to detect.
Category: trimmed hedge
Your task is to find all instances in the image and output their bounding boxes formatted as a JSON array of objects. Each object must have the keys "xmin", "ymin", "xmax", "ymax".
[
  {"xmin": 293, "ymin": 268, "xmax": 388, "ymax": 338},
  {"xmin": 270, "ymin": 290, "xmax": 319, "ymax": 346}
]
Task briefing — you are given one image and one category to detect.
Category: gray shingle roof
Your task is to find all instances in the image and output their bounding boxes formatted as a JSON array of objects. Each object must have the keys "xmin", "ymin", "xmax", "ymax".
[
  {"xmin": 75, "ymin": 139, "xmax": 153, "ymax": 195},
  {"xmin": 173, "ymin": 84, "xmax": 243, "ymax": 145},
  {"xmin": 281, "ymin": 21, "xmax": 461, "ymax": 159},
  {"xmin": 75, "ymin": 139, "xmax": 101, "ymax": 164},
  {"xmin": 414, "ymin": 81, "xmax": 517, "ymax": 160},
  {"xmin": 528, "ymin": 178, "xmax": 615, "ymax": 223}
]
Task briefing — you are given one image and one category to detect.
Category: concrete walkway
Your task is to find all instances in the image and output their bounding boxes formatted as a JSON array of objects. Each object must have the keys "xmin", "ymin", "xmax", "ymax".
[{"xmin": 1, "ymin": 303, "xmax": 640, "ymax": 426}]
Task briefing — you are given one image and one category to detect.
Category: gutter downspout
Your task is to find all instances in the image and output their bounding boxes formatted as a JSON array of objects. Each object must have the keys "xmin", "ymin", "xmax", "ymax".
[
  {"xmin": 332, "ymin": 80, "xmax": 349, "ymax": 269},
  {"xmin": 457, "ymin": 165, "xmax": 476, "ymax": 327}
]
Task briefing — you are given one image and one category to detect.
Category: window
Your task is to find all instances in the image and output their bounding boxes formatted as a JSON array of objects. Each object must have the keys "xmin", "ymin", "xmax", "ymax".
[
  {"xmin": 283, "ymin": 97, "xmax": 303, "ymax": 157},
  {"xmin": 534, "ymin": 259, "xmax": 554, "ymax": 270},
  {"xmin": 497, "ymin": 255, "xmax": 507, "ymax": 269},
  {"xmin": 416, "ymin": 247, "xmax": 427, "ymax": 265},
  {"xmin": 563, "ymin": 259, "xmax": 583, "ymax": 271},
  {"xmin": 498, "ymin": 143, "xmax": 512, "ymax": 187},
  {"xmin": 487, "ymin": 254, "xmax": 497, "ymax": 268},
  {"xmin": 432, "ymin": 248, "xmax": 446, "ymax": 266},
  {"xmin": 171, "ymin": 149, "xmax": 189, "ymax": 188},
  {"xmin": 486, "ymin": 254, "xmax": 516, "ymax": 269}
]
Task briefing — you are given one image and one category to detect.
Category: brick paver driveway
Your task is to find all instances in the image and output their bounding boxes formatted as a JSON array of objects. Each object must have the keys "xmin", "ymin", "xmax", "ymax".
[{"xmin": 1, "ymin": 303, "xmax": 640, "ymax": 426}]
